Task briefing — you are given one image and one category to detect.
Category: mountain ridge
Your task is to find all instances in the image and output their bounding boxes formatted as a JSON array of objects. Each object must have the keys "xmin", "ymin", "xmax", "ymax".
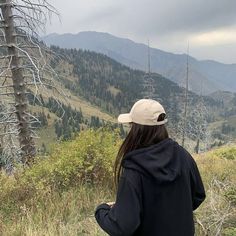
[{"xmin": 43, "ymin": 31, "xmax": 236, "ymax": 94}]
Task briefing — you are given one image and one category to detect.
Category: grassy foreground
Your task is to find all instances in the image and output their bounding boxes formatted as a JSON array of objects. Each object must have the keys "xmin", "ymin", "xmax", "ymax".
[{"xmin": 0, "ymin": 129, "xmax": 235, "ymax": 236}]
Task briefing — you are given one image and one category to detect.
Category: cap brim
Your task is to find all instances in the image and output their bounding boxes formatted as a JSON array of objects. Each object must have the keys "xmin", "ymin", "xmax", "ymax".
[{"xmin": 118, "ymin": 113, "xmax": 132, "ymax": 123}]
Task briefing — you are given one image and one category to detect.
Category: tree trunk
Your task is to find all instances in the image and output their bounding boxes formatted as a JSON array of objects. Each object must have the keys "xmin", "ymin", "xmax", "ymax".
[
  {"xmin": 181, "ymin": 44, "xmax": 189, "ymax": 147},
  {"xmin": 0, "ymin": 0, "xmax": 35, "ymax": 164},
  {"xmin": 195, "ymin": 138, "xmax": 200, "ymax": 154}
]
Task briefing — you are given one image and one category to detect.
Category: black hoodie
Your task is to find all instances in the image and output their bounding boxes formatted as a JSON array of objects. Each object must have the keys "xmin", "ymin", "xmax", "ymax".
[{"xmin": 95, "ymin": 138, "xmax": 206, "ymax": 236}]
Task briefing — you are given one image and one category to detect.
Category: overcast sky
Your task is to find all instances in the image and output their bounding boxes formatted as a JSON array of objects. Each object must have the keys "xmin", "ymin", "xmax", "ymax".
[{"xmin": 45, "ymin": 0, "xmax": 236, "ymax": 64}]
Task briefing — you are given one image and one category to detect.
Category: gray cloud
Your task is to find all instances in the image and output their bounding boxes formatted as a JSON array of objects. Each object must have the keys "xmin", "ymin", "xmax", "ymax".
[
  {"xmin": 104, "ymin": 0, "xmax": 236, "ymax": 36},
  {"xmin": 46, "ymin": 0, "xmax": 236, "ymax": 63},
  {"xmin": 48, "ymin": 0, "xmax": 236, "ymax": 34},
  {"xmin": 78, "ymin": 5, "xmax": 122, "ymax": 26}
]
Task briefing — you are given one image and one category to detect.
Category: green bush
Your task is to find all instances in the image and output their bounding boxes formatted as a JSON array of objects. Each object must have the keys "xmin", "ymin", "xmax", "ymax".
[
  {"xmin": 0, "ymin": 128, "xmax": 120, "ymax": 217},
  {"xmin": 216, "ymin": 147, "xmax": 236, "ymax": 160},
  {"xmin": 26, "ymin": 128, "xmax": 120, "ymax": 190},
  {"xmin": 223, "ymin": 227, "xmax": 236, "ymax": 236}
]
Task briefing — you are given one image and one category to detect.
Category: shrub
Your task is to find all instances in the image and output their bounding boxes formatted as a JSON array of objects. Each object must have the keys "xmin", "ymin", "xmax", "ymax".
[
  {"xmin": 25, "ymin": 128, "xmax": 120, "ymax": 191},
  {"xmin": 216, "ymin": 147, "xmax": 236, "ymax": 160},
  {"xmin": 223, "ymin": 227, "xmax": 236, "ymax": 236},
  {"xmin": 0, "ymin": 128, "xmax": 121, "ymax": 217}
]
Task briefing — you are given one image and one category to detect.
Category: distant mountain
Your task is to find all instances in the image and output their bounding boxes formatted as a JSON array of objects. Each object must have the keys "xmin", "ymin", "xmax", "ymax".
[{"xmin": 43, "ymin": 31, "xmax": 236, "ymax": 95}]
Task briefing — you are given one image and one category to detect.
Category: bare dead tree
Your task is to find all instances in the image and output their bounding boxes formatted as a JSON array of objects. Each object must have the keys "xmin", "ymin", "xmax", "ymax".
[
  {"xmin": 0, "ymin": 0, "xmax": 64, "ymax": 166},
  {"xmin": 175, "ymin": 95, "xmax": 211, "ymax": 153},
  {"xmin": 142, "ymin": 40, "xmax": 161, "ymax": 102},
  {"xmin": 177, "ymin": 43, "xmax": 212, "ymax": 152},
  {"xmin": 193, "ymin": 84, "xmax": 211, "ymax": 153},
  {"xmin": 0, "ymin": 100, "xmax": 21, "ymax": 171},
  {"xmin": 181, "ymin": 42, "xmax": 189, "ymax": 147},
  {"xmin": 188, "ymin": 99, "xmax": 211, "ymax": 153}
]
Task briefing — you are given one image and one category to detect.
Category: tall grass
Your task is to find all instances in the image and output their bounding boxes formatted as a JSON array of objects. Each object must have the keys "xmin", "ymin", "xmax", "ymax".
[
  {"xmin": 194, "ymin": 146, "xmax": 236, "ymax": 236},
  {"xmin": 0, "ymin": 186, "xmax": 111, "ymax": 235},
  {"xmin": 0, "ymin": 129, "xmax": 235, "ymax": 236}
]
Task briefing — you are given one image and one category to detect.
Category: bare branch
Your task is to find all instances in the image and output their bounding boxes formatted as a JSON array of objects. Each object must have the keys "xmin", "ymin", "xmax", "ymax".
[{"xmin": 0, "ymin": 0, "xmax": 61, "ymax": 167}]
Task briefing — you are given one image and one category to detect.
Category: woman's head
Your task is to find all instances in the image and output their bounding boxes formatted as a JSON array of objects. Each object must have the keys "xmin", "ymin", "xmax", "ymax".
[{"xmin": 114, "ymin": 99, "xmax": 169, "ymax": 187}]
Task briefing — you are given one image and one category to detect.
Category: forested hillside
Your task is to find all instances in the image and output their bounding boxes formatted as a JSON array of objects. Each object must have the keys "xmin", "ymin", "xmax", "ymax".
[
  {"xmin": 43, "ymin": 32, "xmax": 236, "ymax": 94},
  {"xmin": 50, "ymin": 47, "xmax": 216, "ymax": 116},
  {"xmin": 50, "ymin": 45, "xmax": 184, "ymax": 115},
  {"xmin": 47, "ymin": 46, "xmax": 236, "ymax": 147},
  {"xmin": 1, "ymin": 42, "xmax": 234, "ymax": 159},
  {"xmin": 16, "ymin": 45, "xmax": 235, "ymax": 151}
]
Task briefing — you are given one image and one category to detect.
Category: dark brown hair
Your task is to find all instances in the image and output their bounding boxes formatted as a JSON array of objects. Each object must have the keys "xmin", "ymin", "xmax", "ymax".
[{"xmin": 114, "ymin": 113, "xmax": 169, "ymax": 187}]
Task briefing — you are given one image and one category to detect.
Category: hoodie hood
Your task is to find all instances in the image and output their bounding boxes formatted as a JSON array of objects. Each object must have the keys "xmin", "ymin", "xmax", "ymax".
[{"xmin": 122, "ymin": 138, "xmax": 183, "ymax": 183}]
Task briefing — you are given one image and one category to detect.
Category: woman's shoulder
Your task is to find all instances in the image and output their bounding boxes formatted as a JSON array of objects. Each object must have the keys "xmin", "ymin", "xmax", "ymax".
[{"xmin": 121, "ymin": 168, "xmax": 142, "ymax": 190}]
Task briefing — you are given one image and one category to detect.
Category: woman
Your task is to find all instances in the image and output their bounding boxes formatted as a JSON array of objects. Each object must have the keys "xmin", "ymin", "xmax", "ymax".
[{"xmin": 95, "ymin": 99, "xmax": 206, "ymax": 236}]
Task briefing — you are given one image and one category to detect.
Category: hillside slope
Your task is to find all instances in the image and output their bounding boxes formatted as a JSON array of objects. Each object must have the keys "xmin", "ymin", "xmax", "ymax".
[
  {"xmin": 50, "ymin": 46, "xmax": 228, "ymax": 134},
  {"xmin": 1, "ymin": 43, "xmax": 231, "ymax": 153},
  {"xmin": 43, "ymin": 31, "xmax": 236, "ymax": 94},
  {"xmin": 42, "ymin": 46, "xmax": 236, "ymax": 147}
]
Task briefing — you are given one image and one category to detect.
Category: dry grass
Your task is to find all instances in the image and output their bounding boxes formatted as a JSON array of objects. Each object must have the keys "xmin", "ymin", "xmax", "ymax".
[
  {"xmin": 194, "ymin": 146, "xmax": 236, "ymax": 235},
  {"xmin": 0, "ymin": 186, "xmax": 110, "ymax": 236},
  {"xmin": 0, "ymin": 144, "xmax": 235, "ymax": 236}
]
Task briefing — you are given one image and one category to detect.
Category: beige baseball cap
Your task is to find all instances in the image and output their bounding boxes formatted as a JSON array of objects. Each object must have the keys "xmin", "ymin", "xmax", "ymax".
[{"xmin": 118, "ymin": 99, "xmax": 168, "ymax": 126}]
